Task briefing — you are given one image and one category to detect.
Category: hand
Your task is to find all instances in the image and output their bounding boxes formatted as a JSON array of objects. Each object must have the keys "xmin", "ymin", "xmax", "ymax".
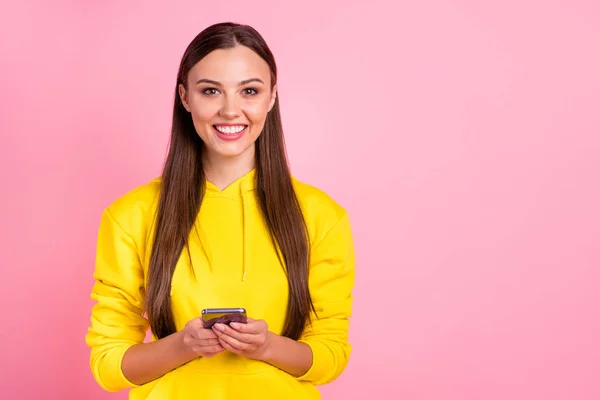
[
  {"xmin": 212, "ymin": 318, "xmax": 272, "ymax": 361},
  {"xmin": 181, "ymin": 318, "xmax": 225, "ymax": 358}
]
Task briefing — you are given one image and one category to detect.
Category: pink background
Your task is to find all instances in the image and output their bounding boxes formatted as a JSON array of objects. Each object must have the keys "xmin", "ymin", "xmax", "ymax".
[{"xmin": 1, "ymin": 0, "xmax": 599, "ymax": 399}]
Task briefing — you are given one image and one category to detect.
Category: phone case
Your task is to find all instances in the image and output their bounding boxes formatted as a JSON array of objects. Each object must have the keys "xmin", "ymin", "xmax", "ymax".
[{"xmin": 201, "ymin": 308, "xmax": 248, "ymax": 328}]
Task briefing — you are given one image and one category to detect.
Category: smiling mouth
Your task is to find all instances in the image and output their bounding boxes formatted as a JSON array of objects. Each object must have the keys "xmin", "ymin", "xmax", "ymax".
[
  {"xmin": 212, "ymin": 124, "xmax": 248, "ymax": 140},
  {"xmin": 213, "ymin": 125, "xmax": 248, "ymax": 135}
]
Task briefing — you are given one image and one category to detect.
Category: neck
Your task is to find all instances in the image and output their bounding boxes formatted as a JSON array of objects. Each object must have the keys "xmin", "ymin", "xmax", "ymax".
[{"xmin": 203, "ymin": 146, "xmax": 256, "ymax": 190}]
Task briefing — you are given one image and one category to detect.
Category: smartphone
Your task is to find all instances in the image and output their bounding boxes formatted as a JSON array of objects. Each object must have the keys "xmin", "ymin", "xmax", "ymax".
[{"xmin": 201, "ymin": 308, "xmax": 247, "ymax": 328}]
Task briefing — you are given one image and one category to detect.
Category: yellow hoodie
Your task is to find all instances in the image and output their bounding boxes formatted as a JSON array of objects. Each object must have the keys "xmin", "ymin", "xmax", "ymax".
[{"xmin": 85, "ymin": 169, "xmax": 355, "ymax": 399}]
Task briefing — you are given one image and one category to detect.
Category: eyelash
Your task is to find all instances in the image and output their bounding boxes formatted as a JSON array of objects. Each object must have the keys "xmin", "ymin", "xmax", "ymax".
[{"xmin": 201, "ymin": 88, "xmax": 259, "ymax": 96}]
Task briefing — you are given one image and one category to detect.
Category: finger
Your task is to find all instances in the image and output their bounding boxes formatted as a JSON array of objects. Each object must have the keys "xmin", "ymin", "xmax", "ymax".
[
  {"xmin": 192, "ymin": 337, "xmax": 221, "ymax": 346},
  {"xmin": 190, "ymin": 318, "xmax": 205, "ymax": 330},
  {"xmin": 192, "ymin": 344, "xmax": 223, "ymax": 354},
  {"xmin": 218, "ymin": 337, "xmax": 242, "ymax": 354},
  {"xmin": 186, "ymin": 320, "xmax": 203, "ymax": 338},
  {"xmin": 190, "ymin": 326, "xmax": 215, "ymax": 340},
  {"xmin": 185, "ymin": 336, "xmax": 220, "ymax": 348},
  {"xmin": 216, "ymin": 330, "xmax": 249, "ymax": 351},
  {"xmin": 230, "ymin": 319, "xmax": 264, "ymax": 334},
  {"xmin": 213, "ymin": 323, "xmax": 256, "ymax": 344},
  {"xmin": 195, "ymin": 328, "xmax": 219, "ymax": 340}
]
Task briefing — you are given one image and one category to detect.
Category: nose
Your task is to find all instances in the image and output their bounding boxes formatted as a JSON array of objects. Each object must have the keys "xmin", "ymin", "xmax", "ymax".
[{"xmin": 218, "ymin": 94, "xmax": 241, "ymax": 119}]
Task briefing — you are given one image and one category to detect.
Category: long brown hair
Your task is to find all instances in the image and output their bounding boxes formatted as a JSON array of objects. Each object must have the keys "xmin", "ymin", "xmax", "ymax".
[{"xmin": 146, "ymin": 22, "xmax": 313, "ymax": 341}]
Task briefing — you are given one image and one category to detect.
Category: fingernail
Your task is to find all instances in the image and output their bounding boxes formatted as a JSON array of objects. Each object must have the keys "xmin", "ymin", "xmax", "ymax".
[
  {"xmin": 213, "ymin": 323, "xmax": 224, "ymax": 331},
  {"xmin": 230, "ymin": 322, "xmax": 240, "ymax": 329}
]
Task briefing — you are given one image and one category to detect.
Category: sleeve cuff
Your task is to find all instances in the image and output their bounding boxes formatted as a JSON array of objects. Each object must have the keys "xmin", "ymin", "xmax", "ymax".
[
  {"xmin": 296, "ymin": 339, "xmax": 333, "ymax": 384},
  {"xmin": 95, "ymin": 344, "xmax": 140, "ymax": 392}
]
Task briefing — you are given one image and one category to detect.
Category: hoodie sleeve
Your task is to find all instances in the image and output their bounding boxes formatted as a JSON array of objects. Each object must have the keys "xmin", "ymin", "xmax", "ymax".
[
  {"xmin": 85, "ymin": 208, "xmax": 148, "ymax": 392},
  {"xmin": 297, "ymin": 212, "xmax": 356, "ymax": 385}
]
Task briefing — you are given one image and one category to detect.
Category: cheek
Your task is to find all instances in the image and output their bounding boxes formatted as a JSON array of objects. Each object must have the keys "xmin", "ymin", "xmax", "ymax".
[
  {"xmin": 191, "ymin": 98, "xmax": 219, "ymax": 123},
  {"xmin": 243, "ymin": 100, "xmax": 271, "ymax": 125}
]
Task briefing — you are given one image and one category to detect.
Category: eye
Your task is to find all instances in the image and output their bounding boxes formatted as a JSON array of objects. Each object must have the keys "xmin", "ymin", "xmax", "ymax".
[
  {"xmin": 202, "ymin": 88, "xmax": 220, "ymax": 96},
  {"xmin": 242, "ymin": 88, "xmax": 259, "ymax": 96}
]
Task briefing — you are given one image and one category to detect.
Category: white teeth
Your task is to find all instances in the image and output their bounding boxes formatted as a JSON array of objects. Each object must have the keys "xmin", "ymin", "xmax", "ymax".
[{"xmin": 215, "ymin": 125, "xmax": 246, "ymax": 134}]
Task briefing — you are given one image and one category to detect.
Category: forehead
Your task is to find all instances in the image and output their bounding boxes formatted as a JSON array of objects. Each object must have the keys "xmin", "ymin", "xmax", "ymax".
[{"xmin": 188, "ymin": 45, "xmax": 271, "ymax": 86}]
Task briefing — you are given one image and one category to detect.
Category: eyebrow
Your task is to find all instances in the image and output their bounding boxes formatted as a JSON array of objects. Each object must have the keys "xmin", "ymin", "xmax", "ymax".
[{"xmin": 195, "ymin": 78, "xmax": 265, "ymax": 86}]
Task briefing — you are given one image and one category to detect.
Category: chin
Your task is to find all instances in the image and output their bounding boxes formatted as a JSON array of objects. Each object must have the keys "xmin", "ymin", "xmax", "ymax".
[
  {"xmin": 218, "ymin": 151, "xmax": 247, "ymax": 158},
  {"xmin": 211, "ymin": 143, "xmax": 255, "ymax": 159}
]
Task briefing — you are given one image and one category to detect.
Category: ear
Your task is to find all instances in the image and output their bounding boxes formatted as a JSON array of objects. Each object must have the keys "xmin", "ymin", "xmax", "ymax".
[
  {"xmin": 268, "ymin": 84, "xmax": 277, "ymax": 112},
  {"xmin": 179, "ymin": 83, "xmax": 191, "ymax": 112}
]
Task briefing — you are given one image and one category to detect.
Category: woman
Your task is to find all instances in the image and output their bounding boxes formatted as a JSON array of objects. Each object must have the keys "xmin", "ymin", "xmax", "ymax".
[{"xmin": 86, "ymin": 22, "xmax": 355, "ymax": 399}]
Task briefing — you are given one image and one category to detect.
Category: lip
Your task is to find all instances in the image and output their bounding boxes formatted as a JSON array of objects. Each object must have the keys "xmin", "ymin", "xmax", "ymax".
[{"xmin": 212, "ymin": 124, "xmax": 248, "ymax": 141}]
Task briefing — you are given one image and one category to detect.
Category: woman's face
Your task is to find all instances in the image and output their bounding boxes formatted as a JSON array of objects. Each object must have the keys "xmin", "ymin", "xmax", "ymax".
[{"xmin": 179, "ymin": 45, "xmax": 277, "ymax": 162}]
